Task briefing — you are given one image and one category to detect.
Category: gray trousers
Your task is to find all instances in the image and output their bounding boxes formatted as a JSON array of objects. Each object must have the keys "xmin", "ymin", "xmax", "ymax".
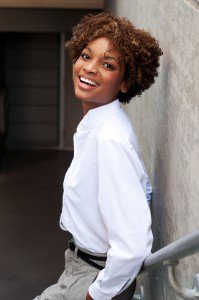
[{"xmin": 33, "ymin": 240, "xmax": 136, "ymax": 300}]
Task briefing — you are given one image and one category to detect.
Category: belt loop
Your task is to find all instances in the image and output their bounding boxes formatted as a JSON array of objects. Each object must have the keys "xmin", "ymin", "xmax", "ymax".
[{"xmin": 75, "ymin": 245, "xmax": 78, "ymax": 258}]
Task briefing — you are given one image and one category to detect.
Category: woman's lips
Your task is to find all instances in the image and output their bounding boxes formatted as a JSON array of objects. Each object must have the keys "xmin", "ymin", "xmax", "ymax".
[{"xmin": 77, "ymin": 76, "xmax": 99, "ymax": 90}]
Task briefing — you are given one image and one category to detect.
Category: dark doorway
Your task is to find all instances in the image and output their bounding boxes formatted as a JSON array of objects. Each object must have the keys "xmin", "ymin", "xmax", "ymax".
[{"xmin": 4, "ymin": 32, "xmax": 59, "ymax": 149}]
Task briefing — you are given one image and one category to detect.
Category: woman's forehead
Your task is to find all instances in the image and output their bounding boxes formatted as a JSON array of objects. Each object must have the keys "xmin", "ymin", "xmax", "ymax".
[
  {"xmin": 85, "ymin": 37, "xmax": 123, "ymax": 61},
  {"xmin": 87, "ymin": 37, "xmax": 120, "ymax": 54}
]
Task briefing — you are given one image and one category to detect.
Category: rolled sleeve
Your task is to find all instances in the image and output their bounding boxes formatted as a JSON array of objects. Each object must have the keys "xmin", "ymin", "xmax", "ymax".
[{"xmin": 88, "ymin": 137, "xmax": 153, "ymax": 300}]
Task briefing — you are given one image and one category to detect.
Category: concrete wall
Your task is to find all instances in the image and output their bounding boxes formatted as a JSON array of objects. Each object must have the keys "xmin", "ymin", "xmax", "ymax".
[{"xmin": 105, "ymin": 1, "xmax": 199, "ymax": 299}]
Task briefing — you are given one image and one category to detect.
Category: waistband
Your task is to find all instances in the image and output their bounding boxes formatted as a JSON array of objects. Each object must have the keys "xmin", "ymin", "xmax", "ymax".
[
  {"xmin": 69, "ymin": 237, "xmax": 107, "ymax": 270},
  {"xmin": 71, "ymin": 236, "xmax": 108, "ymax": 258}
]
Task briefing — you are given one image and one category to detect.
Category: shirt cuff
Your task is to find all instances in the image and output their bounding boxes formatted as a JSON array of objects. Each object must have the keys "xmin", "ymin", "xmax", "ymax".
[{"xmin": 88, "ymin": 283, "xmax": 111, "ymax": 300}]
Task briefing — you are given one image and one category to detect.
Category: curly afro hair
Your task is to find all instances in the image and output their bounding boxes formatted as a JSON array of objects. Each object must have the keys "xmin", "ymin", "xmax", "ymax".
[{"xmin": 65, "ymin": 12, "xmax": 163, "ymax": 104}]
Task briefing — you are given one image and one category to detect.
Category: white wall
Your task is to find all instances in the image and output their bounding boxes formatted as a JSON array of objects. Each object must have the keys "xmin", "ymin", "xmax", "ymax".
[{"xmin": 105, "ymin": 1, "xmax": 199, "ymax": 299}]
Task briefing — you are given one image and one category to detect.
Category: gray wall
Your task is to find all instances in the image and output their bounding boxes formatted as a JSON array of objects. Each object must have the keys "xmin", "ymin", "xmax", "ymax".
[{"xmin": 105, "ymin": 1, "xmax": 199, "ymax": 299}]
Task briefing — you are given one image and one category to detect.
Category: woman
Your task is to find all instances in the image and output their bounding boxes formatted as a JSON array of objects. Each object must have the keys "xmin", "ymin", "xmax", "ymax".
[{"xmin": 34, "ymin": 12, "xmax": 162, "ymax": 300}]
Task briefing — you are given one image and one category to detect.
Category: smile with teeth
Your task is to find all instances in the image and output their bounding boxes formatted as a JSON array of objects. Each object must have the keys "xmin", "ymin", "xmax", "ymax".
[{"xmin": 79, "ymin": 76, "xmax": 98, "ymax": 87}]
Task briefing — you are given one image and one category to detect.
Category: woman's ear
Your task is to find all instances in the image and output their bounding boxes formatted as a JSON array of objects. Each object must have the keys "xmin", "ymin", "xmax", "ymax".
[{"xmin": 120, "ymin": 81, "xmax": 128, "ymax": 93}]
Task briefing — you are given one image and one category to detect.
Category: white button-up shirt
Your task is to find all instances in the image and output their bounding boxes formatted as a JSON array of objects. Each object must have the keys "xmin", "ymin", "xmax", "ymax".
[{"xmin": 60, "ymin": 99, "xmax": 153, "ymax": 300}]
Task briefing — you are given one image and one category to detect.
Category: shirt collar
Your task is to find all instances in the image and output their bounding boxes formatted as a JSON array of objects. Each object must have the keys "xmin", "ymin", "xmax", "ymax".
[{"xmin": 77, "ymin": 99, "xmax": 122, "ymax": 131}]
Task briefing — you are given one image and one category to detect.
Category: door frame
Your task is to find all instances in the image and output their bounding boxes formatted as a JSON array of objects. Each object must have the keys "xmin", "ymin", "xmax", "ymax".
[{"xmin": 58, "ymin": 31, "xmax": 66, "ymax": 150}]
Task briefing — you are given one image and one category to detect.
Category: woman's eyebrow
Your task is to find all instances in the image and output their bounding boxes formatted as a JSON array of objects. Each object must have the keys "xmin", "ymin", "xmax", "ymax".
[
  {"xmin": 85, "ymin": 46, "xmax": 92, "ymax": 53},
  {"xmin": 84, "ymin": 46, "xmax": 119, "ymax": 64},
  {"xmin": 104, "ymin": 55, "xmax": 119, "ymax": 64}
]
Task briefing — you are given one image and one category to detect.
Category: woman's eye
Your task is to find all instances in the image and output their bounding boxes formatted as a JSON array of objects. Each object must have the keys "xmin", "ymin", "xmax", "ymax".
[
  {"xmin": 80, "ymin": 53, "xmax": 90, "ymax": 60},
  {"xmin": 103, "ymin": 63, "xmax": 114, "ymax": 70}
]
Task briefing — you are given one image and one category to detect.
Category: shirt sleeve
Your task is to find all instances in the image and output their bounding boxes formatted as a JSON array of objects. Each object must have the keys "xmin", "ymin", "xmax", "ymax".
[{"xmin": 88, "ymin": 137, "xmax": 153, "ymax": 300}]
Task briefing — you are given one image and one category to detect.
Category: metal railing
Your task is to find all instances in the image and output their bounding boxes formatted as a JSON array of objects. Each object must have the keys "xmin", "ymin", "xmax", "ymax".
[{"xmin": 133, "ymin": 229, "xmax": 199, "ymax": 300}]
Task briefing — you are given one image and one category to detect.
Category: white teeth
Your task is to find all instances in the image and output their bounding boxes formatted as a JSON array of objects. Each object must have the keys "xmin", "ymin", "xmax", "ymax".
[{"xmin": 80, "ymin": 77, "xmax": 98, "ymax": 86}]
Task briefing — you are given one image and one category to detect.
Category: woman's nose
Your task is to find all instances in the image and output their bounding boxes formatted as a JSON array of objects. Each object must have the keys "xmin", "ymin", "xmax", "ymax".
[{"xmin": 83, "ymin": 62, "xmax": 98, "ymax": 74}]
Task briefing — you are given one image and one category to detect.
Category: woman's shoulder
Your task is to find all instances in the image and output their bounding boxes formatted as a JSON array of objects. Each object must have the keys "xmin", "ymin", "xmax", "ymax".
[{"xmin": 96, "ymin": 108, "xmax": 136, "ymax": 145}]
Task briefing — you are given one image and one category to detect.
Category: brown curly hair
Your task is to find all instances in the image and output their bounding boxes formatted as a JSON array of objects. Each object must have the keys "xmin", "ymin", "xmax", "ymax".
[{"xmin": 65, "ymin": 12, "xmax": 163, "ymax": 104}]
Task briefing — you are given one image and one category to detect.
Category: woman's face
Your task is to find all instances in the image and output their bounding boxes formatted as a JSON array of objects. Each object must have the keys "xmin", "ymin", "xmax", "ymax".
[{"xmin": 73, "ymin": 36, "xmax": 126, "ymax": 108}]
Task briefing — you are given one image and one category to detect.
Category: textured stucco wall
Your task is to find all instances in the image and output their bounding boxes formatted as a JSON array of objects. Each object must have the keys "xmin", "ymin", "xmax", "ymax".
[{"xmin": 105, "ymin": 1, "xmax": 199, "ymax": 299}]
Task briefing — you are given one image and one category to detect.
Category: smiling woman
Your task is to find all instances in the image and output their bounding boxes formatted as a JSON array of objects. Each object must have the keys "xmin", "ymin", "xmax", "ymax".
[
  {"xmin": 66, "ymin": 12, "xmax": 163, "ymax": 104},
  {"xmin": 73, "ymin": 37, "xmax": 127, "ymax": 114},
  {"xmin": 33, "ymin": 11, "xmax": 162, "ymax": 300}
]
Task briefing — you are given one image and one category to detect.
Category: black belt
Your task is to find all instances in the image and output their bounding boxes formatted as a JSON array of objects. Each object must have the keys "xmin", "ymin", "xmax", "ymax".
[{"xmin": 68, "ymin": 239, "xmax": 107, "ymax": 270}]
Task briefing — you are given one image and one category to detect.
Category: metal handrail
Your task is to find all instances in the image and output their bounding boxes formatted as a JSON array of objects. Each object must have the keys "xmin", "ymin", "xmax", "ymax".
[
  {"xmin": 133, "ymin": 229, "xmax": 199, "ymax": 299},
  {"xmin": 140, "ymin": 229, "xmax": 199, "ymax": 274}
]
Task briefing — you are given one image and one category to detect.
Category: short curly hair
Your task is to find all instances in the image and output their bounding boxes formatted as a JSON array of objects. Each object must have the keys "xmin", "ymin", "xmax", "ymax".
[{"xmin": 65, "ymin": 12, "xmax": 163, "ymax": 104}]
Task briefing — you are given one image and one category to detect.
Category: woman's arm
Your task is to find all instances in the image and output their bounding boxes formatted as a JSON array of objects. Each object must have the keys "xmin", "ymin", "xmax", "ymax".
[{"xmin": 88, "ymin": 137, "xmax": 153, "ymax": 300}]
